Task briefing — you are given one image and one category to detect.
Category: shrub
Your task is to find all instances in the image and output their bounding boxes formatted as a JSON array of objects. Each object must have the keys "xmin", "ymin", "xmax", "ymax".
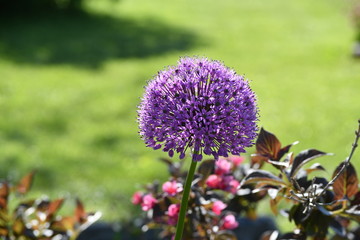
[
  {"xmin": 133, "ymin": 121, "xmax": 360, "ymax": 240},
  {"xmin": 0, "ymin": 171, "xmax": 100, "ymax": 240}
]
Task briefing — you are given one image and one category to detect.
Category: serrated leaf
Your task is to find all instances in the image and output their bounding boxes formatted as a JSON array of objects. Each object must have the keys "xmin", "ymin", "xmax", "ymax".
[
  {"xmin": 332, "ymin": 163, "xmax": 359, "ymax": 200},
  {"xmin": 290, "ymin": 149, "xmax": 329, "ymax": 178},
  {"xmin": 242, "ymin": 170, "xmax": 286, "ymax": 186},
  {"xmin": 16, "ymin": 171, "xmax": 35, "ymax": 195}
]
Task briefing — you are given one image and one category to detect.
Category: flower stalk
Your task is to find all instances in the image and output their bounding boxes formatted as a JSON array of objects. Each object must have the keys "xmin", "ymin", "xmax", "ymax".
[{"xmin": 174, "ymin": 157, "xmax": 198, "ymax": 240}]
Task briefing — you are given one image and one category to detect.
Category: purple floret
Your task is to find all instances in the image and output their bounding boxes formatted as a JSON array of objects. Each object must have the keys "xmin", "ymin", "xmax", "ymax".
[{"xmin": 138, "ymin": 57, "xmax": 258, "ymax": 161}]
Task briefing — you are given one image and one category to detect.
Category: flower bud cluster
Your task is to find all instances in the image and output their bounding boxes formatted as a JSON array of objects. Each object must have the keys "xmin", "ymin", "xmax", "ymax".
[{"xmin": 132, "ymin": 155, "xmax": 247, "ymax": 239}]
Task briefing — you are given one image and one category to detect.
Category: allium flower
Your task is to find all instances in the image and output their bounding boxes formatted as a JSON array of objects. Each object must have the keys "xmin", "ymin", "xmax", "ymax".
[
  {"xmin": 162, "ymin": 181, "xmax": 183, "ymax": 196},
  {"xmin": 222, "ymin": 214, "xmax": 239, "ymax": 230},
  {"xmin": 141, "ymin": 194, "xmax": 157, "ymax": 211},
  {"xmin": 212, "ymin": 200, "xmax": 227, "ymax": 215},
  {"xmin": 138, "ymin": 57, "xmax": 258, "ymax": 161}
]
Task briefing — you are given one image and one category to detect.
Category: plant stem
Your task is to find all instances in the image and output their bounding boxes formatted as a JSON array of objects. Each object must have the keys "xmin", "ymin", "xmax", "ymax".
[
  {"xmin": 174, "ymin": 159, "xmax": 198, "ymax": 240},
  {"xmin": 317, "ymin": 119, "xmax": 360, "ymax": 199}
]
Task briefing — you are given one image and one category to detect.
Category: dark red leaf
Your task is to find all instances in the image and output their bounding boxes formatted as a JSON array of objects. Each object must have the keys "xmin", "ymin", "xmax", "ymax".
[
  {"xmin": 277, "ymin": 142, "xmax": 298, "ymax": 162},
  {"xmin": 332, "ymin": 163, "xmax": 359, "ymax": 200},
  {"xmin": 47, "ymin": 198, "xmax": 65, "ymax": 219},
  {"xmin": 197, "ymin": 159, "xmax": 215, "ymax": 186},
  {"xmin": 75, "ymin": 198, "xmax": 87, "ymax": 224},
  {"xmin": 305, "ymin": 163, "xmax": 326, "ymax": 174},
  {"xmin": 16, "ymin": 171, "xmax": 35, "ymax": 195},
  {"xmin": 0, "ymin": 182, "xmax": 9, "ymax": 209},
  {"xmin": 250, "ymin": 154, "xmax": 267, "ymax": 168},
  {"xmin": 242, "ymin": 170, "xmax": 286, "ymax": 186},
  {"xmin": 255, "ymin": 128, "xmax": 282, "ymax": 160},
  {"xmin": 290, "ymin": 149, "xmax": 329, "ymax": 178}
]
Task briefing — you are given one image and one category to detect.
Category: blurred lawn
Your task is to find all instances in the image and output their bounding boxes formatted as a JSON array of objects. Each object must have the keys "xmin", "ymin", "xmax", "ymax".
[{"xmin": 0, "ymin": 0, "xmax": 359, "ymax": 231}]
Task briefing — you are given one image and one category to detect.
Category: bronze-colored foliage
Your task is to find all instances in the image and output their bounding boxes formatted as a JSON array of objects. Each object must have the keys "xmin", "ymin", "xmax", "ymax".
[
  {"xmin": 289, "ymin": 149, "xmax": 329, "ymax": 178},
  {"xmin": 15, "ymin": 170, "xmax": 35, "ymax": 195},
  {"xmin": 254, "ymin": 128, "xmax": 295, "ymax": 162},
  {"xmin": 242, "ymin": 170, "xmax": 285, "ymax": 187},
  {"xmin": 197, "ymin": 159, "xmax": 215, "ymax": 186},
  {"xmin": 0, "ymin": 182, "xmax": 9, "ymax": 209},
  {"xmin": 0, "ymin": 171, "xmax": 100, "ymax": 240},
  {"xmin": 332, "ymin": 163, "xmax": 359, "ymax": 200}
]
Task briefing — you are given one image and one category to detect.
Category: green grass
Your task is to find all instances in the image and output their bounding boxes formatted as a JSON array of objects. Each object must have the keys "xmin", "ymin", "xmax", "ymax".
[{"xmin": 0, "ymin": 0, "xmax": 359, "ymax": 232}]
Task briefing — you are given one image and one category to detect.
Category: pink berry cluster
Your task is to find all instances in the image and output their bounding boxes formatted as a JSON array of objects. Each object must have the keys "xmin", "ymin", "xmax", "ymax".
[{"xmin": 131, "ymin": 155, "xmax": 247, "ymax": 239}]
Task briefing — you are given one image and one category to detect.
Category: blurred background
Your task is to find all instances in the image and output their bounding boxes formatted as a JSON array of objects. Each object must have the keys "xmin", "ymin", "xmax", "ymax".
[{"xmin": 0, "ymin": 0, "xmax": 359, "ymax": 232}]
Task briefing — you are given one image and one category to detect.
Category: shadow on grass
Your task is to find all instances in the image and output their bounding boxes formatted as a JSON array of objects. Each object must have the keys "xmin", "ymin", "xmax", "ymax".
[{"xmin": 0, "ymin": 11, "xmax": 199, "ymax": 68}]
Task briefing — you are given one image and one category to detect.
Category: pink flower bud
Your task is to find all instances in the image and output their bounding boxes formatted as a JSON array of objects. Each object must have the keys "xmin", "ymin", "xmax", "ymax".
[
  {"xmin": 131, "ymin": 191, "xmax": 143, "ymax": 205},
  {"xmin": 141, "ymin": 194, "xmax": 157, "ymax": 211},
  {"xmin": 212, "ymin": 200, "xmax": 227, "ymax": 215},
  {"xmin": 167, "ymin": 204, "xmax": 180, "ymax": 225},
  {"xmin": 228, "ymin": 155, "xmax": 245, "ymax": 166},
  {"xmin": 215, "ymin": 158, "xmax": 232, "ymax": 175},
  {"xmin": 228, "ymin": 179, "xmax": 240, "ymax": 194},
  {"xmin": 206, "ymin": 174, "xmax": 221, "ymax": 188},
  {"xmin": 222, "ymin": 214, "xmax": 238, "ymax": 230},
  {"xmin": 168, "ymin": 204, "xmax": 180, "ymax": 217},
  {"xmin": 162, "ymin": 181, "xmax": 183, "ymax": 196}
]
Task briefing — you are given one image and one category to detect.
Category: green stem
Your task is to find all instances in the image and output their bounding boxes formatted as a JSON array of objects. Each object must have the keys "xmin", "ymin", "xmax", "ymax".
[{"xmin": 174, "ymin": 159, "xmax": 198, "ymax": 240}]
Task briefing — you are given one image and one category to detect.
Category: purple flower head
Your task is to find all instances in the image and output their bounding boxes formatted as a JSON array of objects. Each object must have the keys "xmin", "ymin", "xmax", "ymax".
[{"xmin": 138, "ymin": 57, "xmax": 258, "ymax": 161}]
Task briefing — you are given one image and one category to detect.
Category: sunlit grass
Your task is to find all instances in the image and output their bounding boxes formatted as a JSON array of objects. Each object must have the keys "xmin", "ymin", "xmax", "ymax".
[{"xmin": 0, "ymin": 0, "xmax": 359, "ymax": 233}]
